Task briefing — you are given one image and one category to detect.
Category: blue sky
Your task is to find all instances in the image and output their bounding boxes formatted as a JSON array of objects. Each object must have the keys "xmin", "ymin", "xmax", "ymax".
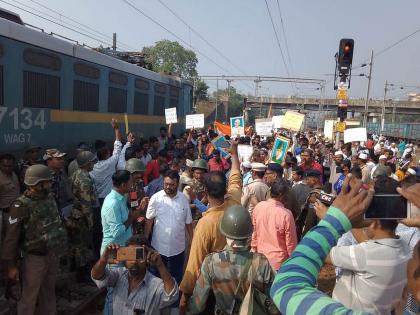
[{"xmin": 3, "ymin": 0, "xmax": 420, "ymax": 99}]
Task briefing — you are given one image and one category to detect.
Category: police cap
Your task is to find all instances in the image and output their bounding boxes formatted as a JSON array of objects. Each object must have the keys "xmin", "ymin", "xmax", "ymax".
[{"xmin": 303, "ymin": 169, "xmax": 321, "ymax": 178}]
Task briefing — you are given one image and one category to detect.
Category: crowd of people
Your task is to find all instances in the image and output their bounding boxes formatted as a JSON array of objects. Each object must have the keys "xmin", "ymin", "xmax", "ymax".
[{"xmin": 0, "ymin": 117, "xmax": 420, "ymax": 315}]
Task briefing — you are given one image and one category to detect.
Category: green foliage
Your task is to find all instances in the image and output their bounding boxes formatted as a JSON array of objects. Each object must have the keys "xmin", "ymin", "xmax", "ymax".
[
  {"xmin": 142, "ymin": 40, "xmax": 198, "ymax": 80},
  {"xmin": 211, "ymin": 86, "xmax": 245, "ymax": 117},
  {"xmin": 195, "ymin": 80, "xmax": 209, "ymax": 101}
]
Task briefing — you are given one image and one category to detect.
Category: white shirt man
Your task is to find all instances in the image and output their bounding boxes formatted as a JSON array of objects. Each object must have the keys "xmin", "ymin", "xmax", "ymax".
[
  {"xmin": 145, "ymin": 175, "xmax": 193, "ymax": 284},
  {"xmin": 330, "ymin": 238, "xmax": 410, "ymax": 314},
  {"xmin": 90, "ymin": 140, "xmax": 123, "ymax": 199}
]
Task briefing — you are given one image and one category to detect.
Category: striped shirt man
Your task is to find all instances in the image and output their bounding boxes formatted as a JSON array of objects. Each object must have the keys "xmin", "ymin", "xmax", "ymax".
[{"xmin": 270, "ymin": 206, "xmax": 413, "ymax": 315}]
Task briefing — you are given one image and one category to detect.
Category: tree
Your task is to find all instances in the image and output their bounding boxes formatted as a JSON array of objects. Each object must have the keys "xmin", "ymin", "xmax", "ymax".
[
  {"xmin": 142, "ymin": 40, "xmax": 198, "ymax": 81},
  {"xmin": 194, "ymin": 80, "xmax": 209, "ymax": 102},
  {"xmin": 211, "ymin": 86, "xmax": 245, "ymax": 117}
]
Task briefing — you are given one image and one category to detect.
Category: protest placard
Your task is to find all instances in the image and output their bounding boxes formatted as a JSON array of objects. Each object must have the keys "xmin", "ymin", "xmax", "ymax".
[
  {"xmin": 211, "ymin": 135, "xmax": 231, "ymax": 159},
  {"xmin": 344, "ymin": 127, "xmax": 367, "ymax": 144},
  {"xmin": 230, "ymin": 116, "xmax": 245, "ymax": 137},
  {"xmin": 238, "ymin": 144, "xmax": 253, "ymax": 162},
  {"xmin": 165, "ymin": 107, "xmax": 177, "ymax": 124},
  {"xmin": 185, "ymin": 114, "xmax": 204, "ymax": 129},
  {"xmin": 271, "ymin": 136, "xmax": 290, "ymax": 164},
  {"xmin": 282, "ymin": 111, "xmax": 305, "ymax": 131},
  {"xmin": 255, "ymin": 118, "xmax": 273, "ymax": 136},
  {"xmin": 323, "ymin": 120, "xmax": 335, "ymax": 141},
  {"xmin": 272, "ymin": 115, "xmax": 284, "ymax": 129}
]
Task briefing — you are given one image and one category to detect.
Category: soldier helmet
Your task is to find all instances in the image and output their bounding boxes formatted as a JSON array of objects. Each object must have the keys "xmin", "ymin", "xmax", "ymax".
[
  {"xmin": 191, "ymin": 159, "xmax": 208, "ymax": 171},
  {"xmin": 219, "ymin": 205, "xmax": 253, "ymax": 240},
  {"xmin": 76, "ymin": 151, "xmax": 97, "ymax": 167},
  {"xmin": 24, "ymin": 164, "xmax": 53, "ymax": 186},
  {"xmin": 125, "ymin": 158, "xmax": 145, "ymax": 174}
]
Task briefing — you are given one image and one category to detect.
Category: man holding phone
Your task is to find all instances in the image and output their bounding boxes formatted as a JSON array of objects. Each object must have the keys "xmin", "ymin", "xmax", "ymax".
[
  {"xmin": 91, "ymin": 235, "xmax": 178, "ymax": 315},
  {"xmin": 325, "ymin": 176, "xmax": 410, "ymax": 313}
]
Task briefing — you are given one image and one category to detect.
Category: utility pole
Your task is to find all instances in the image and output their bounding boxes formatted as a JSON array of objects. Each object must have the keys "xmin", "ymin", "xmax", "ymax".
[
  {"xmin": 112, "ymin": 33, "xmax": 117, "ymax": 51},
  {"xmin": 363, "ymin": 50, "xmax": 373, "ymax": 127},
  {"xmin": 318, "ymin": 83, "xmax": 325, "ymax": 130},
  {"xmin": 381, "ymin": 80, "xmax": 388, "ymax": 133},
  {"xmin": 215, "ymin": 79, "xmax": 219, "ymax": 122},
  {"xmin": 226, "ymin": 79, "xmax": 232, "ymax": 118},
  {"xmin": 392, "ymin": 103, "xmax": 396, "ymax": 123}
]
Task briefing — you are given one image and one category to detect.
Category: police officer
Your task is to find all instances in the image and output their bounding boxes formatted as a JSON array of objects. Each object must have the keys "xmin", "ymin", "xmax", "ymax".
[
  {"xmin": 17, "ymin": 144, "xmax": 42, "ymax": 191},
  {"xmin": 189, "ymin": 205, "xmax": 276, "ymax": 315},
  {"xmin": 188, "ymin": 159, "xmax": 208, "ymax": 200},
  {"xmin": 125, "ymin": 158, "xmax": 149, "ymax": 235},
  {"xmin": 294, "ymin": 169, "xmax": 323, "ymax": 239},
  {"xmin": 69, "ymin": 150, "xmax": 98, "ymax": 280},
  {"xmin": 68, "ymin": 142, "xmax": 91, "ymax": 178},
  {"xmin": 241, "ymin": 163, "xmax": 270, "ymax": 216},
  {"xmin": 183, "ymin": 158, "xmax": 208, "ymax": 220},
  {"xmin": 1, "ymin": 164, "xmax": 67, "ymax": 315},
  {"xmin": 43, "ymin": 148, "xmax": 73, "ymax": 217}
]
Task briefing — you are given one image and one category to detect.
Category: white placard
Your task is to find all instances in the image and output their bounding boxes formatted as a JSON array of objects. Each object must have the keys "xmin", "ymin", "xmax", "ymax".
[
  {"xmin": 323, "ymin": 120, "xmax": 335, "ymax": 141},
  {"xmin": 238, "ymin": 144, "xmax": 253, "ymax": 162},
  {"xmin": 165, "ymin": 107, "xmax": 177, "ymax": 124},
  {"xmin": 255, "ymin": 118, "xmax": 273, "ymax": 136},
  {"xmin": 272, "ymin": 115, "xmax": 284, "ymax": 129},
  {"xmin": 185, "ymin": 114, "xmax": 204, "ymax": 129},
  {"xmin": 344, "ymin": 127, "xmax": 367, "ymax": 144}
]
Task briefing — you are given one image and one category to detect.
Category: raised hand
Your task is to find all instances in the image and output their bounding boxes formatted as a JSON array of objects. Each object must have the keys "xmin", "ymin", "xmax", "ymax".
[
  {"xmin": 331, "ymin": 174, "xmax": 374, "ymax": 227},
  {"xmin": 111, "ymin": 118, "xmax": 119, "ymax": 130}
]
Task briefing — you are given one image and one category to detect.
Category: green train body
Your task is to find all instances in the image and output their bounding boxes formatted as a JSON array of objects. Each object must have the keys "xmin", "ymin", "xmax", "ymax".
[{"xmin": 0, "ymin": 12, "xmax": 193, "ymax": 154}]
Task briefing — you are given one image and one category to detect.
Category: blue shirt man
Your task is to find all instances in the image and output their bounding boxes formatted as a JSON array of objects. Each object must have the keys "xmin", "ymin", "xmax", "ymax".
[
  {"xmin": 101, "ymin": 170, "xmax": 136, "ymax": 254},
  {"xmin": 100, "ymin": 170, "xmax": 140, "ymax": 315}
]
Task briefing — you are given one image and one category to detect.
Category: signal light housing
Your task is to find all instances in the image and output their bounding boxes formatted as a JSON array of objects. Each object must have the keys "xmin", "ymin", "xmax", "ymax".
[{"xmin": 338, "ymin": 39, "xmax": 354, "ymax": 75}]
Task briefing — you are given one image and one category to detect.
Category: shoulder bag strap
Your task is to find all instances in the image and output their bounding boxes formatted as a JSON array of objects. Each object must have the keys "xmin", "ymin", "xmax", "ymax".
[{"xmin": 233, "ymin": 253, "xmax": 254, "ymax": 298}]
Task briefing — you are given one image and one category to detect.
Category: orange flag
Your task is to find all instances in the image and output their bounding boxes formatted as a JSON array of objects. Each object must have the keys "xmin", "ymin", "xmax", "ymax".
[{"xmin": 214, "ymin": 121, "xmax": 231, "ymax": 136}]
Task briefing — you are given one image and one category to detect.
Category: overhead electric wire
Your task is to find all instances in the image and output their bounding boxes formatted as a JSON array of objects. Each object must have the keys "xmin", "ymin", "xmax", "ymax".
[
  {"xmin": 122, "ymin": 0, "xmax": 234, "ymax": 77},
  {"xmin": 10, "ymin": 0, "xmax": 121, "ymax": 48},
  {"xmin": 263, "ymin": 0, "xmax": 290, "ymax": 77},
  {"xmin": 28, "ymin": 0, "xmax": 137, "ymax": 51},
  {"xmin": 157, "ymin": 0, "xmax": 249, "ymax": 78},
  {"xmin": 263, "ymin": 0, "xmax": 296, "ymax": 95},
  {"xmin": 275, "ymin": 0, "xmax": 293, "ymax": 75},
  {"xmin": 355, "ymin": 26, "xmax": 420, "ymax": 68},
  {"xmin": 0, "ymin": 0, "xmax": 114, "ymax": 47}
]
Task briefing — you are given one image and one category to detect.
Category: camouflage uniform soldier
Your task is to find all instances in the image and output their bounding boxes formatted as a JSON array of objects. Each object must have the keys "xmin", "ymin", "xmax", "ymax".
[
  {"xmin": 43, "ymin": 149, "xmax": 73, "ymax": 217},
  {"xmin": 1, "ymin": 164, "xmax": 68, "ymax": 315},
  {"xmin": 68, "ymin": 151, "xmax": 98, "ymax": 279},
  {"xmin": 125, "ymin": 158, "xmax": 149, "ymax": 235},
  {"xmin": 17, "ymin": 144, "xmax": 42, "ymax": 191},
  {"xmin": 183, "ymin": 159, "xmax": 208, "ymax": 221},
  {"xmin": 189, "ymin": 205, "xmax": 276, "ymax": 315}
]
